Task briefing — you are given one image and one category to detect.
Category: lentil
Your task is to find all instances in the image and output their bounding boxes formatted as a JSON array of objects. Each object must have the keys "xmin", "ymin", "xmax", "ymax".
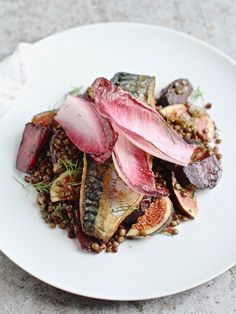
[
  {"xmin": 91, "ymin": 242, "xmax": 100, "ymax": 253},
  {"xmin": 112, "ymin": 247, "xmax": 118, "ymax": 253},
  {"xmin": 106, "ymin": 247, "xmax": 112, "ymax": 253},
  {"xmin": 171, "ymin": 228, "xmax": 179, "ymax": 235},
  {"xmin": 170, "ymin": 221, "xmax": 177, "ymax": 227},
  {"xmin": 213, "ymin": 146, "xmax": 220, "ymax": 154},
  {"xmin": 204, "ymin": 103, "xmax": 212, "ymax": 109},
  {"xmin": 216, "ymin": 153, "xmax": 222, "ymax": 160},
  {"xmin": 119, "ymin": 228, "xmax": 126, "ymax": 237},
  {"xmin": 117, "ymin": 236, "xmax": 125, "ymax": 243}
]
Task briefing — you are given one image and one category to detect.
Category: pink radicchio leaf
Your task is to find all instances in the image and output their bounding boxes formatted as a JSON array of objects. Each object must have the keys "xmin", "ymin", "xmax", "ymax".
[
  {"xmin": 112, "ymin": 124, "xmax": 169, "ymax": 197},
  {"xmin": 92, "ymin": 77, "xmax": 194, "ymax": 166},
  {"xmin": 54, "ymin": 94, "xmax": 117, "ymax": 163}
]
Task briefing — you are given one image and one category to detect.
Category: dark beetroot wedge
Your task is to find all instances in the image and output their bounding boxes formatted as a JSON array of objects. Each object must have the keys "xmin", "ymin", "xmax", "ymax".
[
  {"xmin": 126, "ymin": 197, "xmax": 173, "ymax": 238},
  {"xmin": 181, "ymin": 155, "xmax": 222, "ymax": 189},
  {"xmin": 16, "ymin": 122, "xmax": 49, "ymax": 173},
  {"xmin": 171, "ymin": 172, "xmax": 198, "ymax": 219},
  {"xmin": 32, "ymin": 110, "xmax": 58, "ymax": 128},
  {"xmin": 158, "ymin": 79, "xmax": 193, "ymax": 107}
]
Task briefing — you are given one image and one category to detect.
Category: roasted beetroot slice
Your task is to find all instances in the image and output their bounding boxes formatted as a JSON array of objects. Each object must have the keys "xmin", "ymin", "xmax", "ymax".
[
  {"xmin": 16, "ymin": 122, "xmax": 49, "ymax": 173},
  {"xmin": 158, "ymin": 79, "xmax": 193, "ymax": 107},
  {"xmin": 171, "ymin": 173, "xmax": 198, "ymax": 218},
  {"xmin": 176, "ymin": 155, "xmax": 222, "ymax": 189}
]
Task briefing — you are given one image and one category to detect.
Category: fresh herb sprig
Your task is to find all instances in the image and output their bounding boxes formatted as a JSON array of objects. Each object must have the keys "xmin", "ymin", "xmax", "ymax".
[
  {"xmin": 51, "ymin": 203, "xmax": 63, "ymax": 212},
  {"xmin": 190, "ymin": 87, "xmax": 204, "ymax": 104},
  {"xmin": 68, "ymin": 86, "xmax": 83, "ymax": 96},
  {"xmin": 14, "ymin": 176, "xmax": 51, "ymax": 195},
  {"xmin": 59, "ymin": 159, "xmax": 82, "ymax": 174},
  {"xmin": 58, "ymin": 159, "xmax": 82, "ymax": 187}
]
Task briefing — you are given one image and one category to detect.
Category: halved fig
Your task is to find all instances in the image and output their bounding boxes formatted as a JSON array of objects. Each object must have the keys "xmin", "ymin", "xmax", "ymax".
[
  {"xmin": 80, "ymin": 155, "xmax": 142, "ymax": 241},
  {"xmin": 160, "ymin": 104, "xmax": 188, "ymax": 122},
  {"xmin": 160, "ymin": 104, "xmax": 215, "ymax": 142},
  {"xmin": 50, "ymin": 170, "xmax": 81, "ymax": 202},
  {"xmin": 182, "ymin": 155, "xmax": 222, "ymax": 189},
  {"xmin": 16, "ymin": 122, "xmax": 49, "ymax": 173},
  {"xmin": 122, "ymin": 196, "xmax": 152, "ymax": 227},
  {"xmin": 158, "ymin": 79, "xmax": 193, "ymax": 107},
  {"xmin": 171, "ymin": 172, "xmax": 198, "ymax": 219},
  {"xmin": 191, "ymin": 145, "xmax": 211, "ymax": 162},
  {"xmin": 126, "ymin": 197, "xmax": 173, "ymax": 238},
  {"xmin": 32, "ymin": 110, "xmax": 57, "ymax": 127}
]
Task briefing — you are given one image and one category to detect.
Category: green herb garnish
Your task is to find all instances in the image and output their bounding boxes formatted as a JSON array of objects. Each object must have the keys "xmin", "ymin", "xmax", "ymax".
[
  {"xmin": 68, "ymin": 86, "xmax": 83, "ymax": 96},
  {"xmin": 33, "ymin": 181, "xmax": 51, "ymax": 193},
  {"xmin": 50, "ymin": 203, "xmax": 63, "ymax": 212},
  {"xmin": 59, "ymin": 159, "xmax": 82, "ymax": 174},
  {"xmin": 190, "ymin": 87, "xmax": 204, "ymax": 104},
  {"xmin": 14, "ymin": 176, "xmax": 51, "ymax": 195},
  {"xmin": 162, "ymin": 232, "xmax": 172, "ymax": 237}
]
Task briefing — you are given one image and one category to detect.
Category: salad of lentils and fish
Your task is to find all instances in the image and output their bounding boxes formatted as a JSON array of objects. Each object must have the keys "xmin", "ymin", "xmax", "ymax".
[{"xmin": 15, "ymin": 73, "xmax": 222, "ymax": 253}]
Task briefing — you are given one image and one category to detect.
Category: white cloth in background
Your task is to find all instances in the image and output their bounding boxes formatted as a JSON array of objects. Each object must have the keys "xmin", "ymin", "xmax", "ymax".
[{"xmin": 0, "ymin": 43, "xmax": 31, "ymax": 117}]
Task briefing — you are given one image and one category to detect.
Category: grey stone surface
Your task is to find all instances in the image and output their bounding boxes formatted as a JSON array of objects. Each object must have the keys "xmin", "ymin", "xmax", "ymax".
[{"xmin": 0, "ymin": 0, "xmax": 235, "ymax": 313}]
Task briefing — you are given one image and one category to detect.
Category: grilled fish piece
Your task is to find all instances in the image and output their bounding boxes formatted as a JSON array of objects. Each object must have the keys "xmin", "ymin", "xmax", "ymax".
[
  {"xmin": 111, "ymin": 72, "xmax": 156, "ymax": 108},
  {"xmin": 80, "ymin": 154, "xmax": 142, "ymax": 241}
]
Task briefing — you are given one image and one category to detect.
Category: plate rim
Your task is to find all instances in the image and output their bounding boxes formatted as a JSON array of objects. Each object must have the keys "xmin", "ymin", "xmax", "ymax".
[{"xmin": 1, "ymin": 22, "xmax": 236, "ymax": 301}]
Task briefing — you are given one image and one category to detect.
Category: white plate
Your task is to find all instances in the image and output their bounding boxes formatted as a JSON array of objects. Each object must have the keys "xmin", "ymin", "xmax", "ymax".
[{"xmin": 0, "ymin": 23, "xmax": 236, "ymax": 301}]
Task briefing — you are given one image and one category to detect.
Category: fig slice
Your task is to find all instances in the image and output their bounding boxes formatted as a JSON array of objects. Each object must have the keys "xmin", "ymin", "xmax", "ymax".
[
  {"xmin": 50, "ymin": 170, "xmax": 81, "ymax": 202},
  {"xmin": 160, "ymin": 104, "xmax": 215, "ymax": 142},
  {"xmin": 126, "ymin": 197, "xmax": 173, "ymax": 238},
  {"xmin": 122, "ymin": 196, "xmax": 152, "ymax": 228},
  {"xmin": 32, "ymin": 110, "xmax": 58, "ymax": 127},
  {"xmin": 16, "ymin": 122, "xmax": 49, "ymax": 173},
  {"xmin": 191, "ymin": 145, "xmax": 211, "ymax": 162},
  {"xmin": 171, "ymin": 172, "xmax": 198, "ymax": 219}
]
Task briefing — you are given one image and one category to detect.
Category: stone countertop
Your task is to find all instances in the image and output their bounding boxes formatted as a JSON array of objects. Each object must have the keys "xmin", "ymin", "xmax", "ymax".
[{"xmin": 0, "ymin": 0, "xmax": 235, "ymax": 313}]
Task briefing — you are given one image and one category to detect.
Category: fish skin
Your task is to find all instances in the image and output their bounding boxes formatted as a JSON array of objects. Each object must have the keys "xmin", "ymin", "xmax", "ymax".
[
  {"xmin": 111, "ymin": 72, "xmax": 156, "ymax": 109},
  {"xmin": 80, "ymin": 154, "xmax": 142, "ymax": 241}
]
